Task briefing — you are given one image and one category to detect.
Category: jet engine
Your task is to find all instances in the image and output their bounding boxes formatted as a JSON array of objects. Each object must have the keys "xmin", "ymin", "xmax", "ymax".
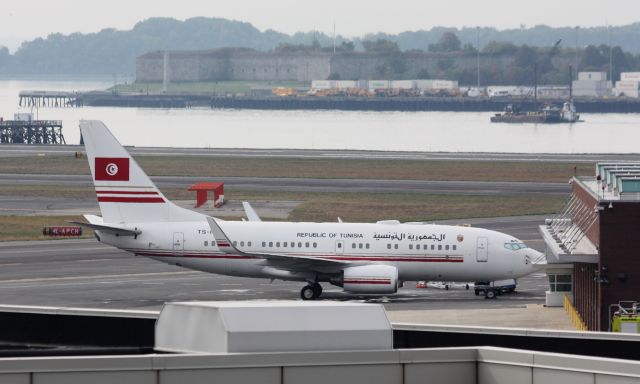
[{"xmin": 340, "ymin": 265, "xmax": 398, "ymax": 294}]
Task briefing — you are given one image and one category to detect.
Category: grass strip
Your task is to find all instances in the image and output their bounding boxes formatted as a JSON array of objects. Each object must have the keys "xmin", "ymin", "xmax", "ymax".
[
  {"xmin": 0, "ymin": 190, "xmax": 563, "ymax": 241},
  {"xmin": 0, "ymin": 155, "xmax": 593, "ymax": 183},
  {"xmin": 0, "ymin": 215, "xmax": 93, "ymax": 242}
]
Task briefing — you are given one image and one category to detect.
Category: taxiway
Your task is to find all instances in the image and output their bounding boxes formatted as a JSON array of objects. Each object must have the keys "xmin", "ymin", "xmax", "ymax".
[{"xmin": 0, "ymin": 216, "xmax": 548, "ymax": 311}]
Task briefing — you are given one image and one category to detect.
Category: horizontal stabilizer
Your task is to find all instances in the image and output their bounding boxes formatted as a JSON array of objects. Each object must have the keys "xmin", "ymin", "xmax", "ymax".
[{"xmin": 69, "ymin": 215, "xmax": 141, "ymax": 236}]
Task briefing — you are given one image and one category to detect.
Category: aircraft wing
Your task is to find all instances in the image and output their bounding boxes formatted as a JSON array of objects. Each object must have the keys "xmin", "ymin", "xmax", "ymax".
[
  {"xmin": 206, "ymin": 217, "xmax": 348, "ymax": 269},
  {"xmin": 242, "ymin": 202, "xmax": 262, "ymax": 222},
  {"xmin": 69, "ymin": 215, "xmax": 141, "ymax": 237}
]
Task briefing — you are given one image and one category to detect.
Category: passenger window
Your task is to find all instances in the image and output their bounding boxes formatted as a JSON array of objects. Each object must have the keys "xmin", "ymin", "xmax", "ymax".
[
  {"xmin": 298, "ymin": 242, "xmax": 302, "ymax": 247},
  {"xmin": 233, "ymin": 241, "xmax": 237, "ymax": 246},
  {"xmin": 409, "ymin": 244, "xmax": 413, "ymax": 250},
  {"xmin": 431, "ymin": 245, "xmax": 435, "ymax": 250},
  {"xmin": 387, "ymin": 244, "xmax": 391, "ymax": 249},
  {"xmin": 283, "ymin": 242, "xmax": 287, "ymax": 247},
  {"xmin": 359, "ymin": 243, "xmax": 363, "ymax": 249},
  {"xmin": 204, "ymin": 241, "xmax": 208, "ymax": 246},
  {"xmin": 394, "ymin": 244, "xmax": 398, "ymax": 249},
  {"xmin": 452, "ymin": 245, "xmax": 456, "ymax": 251},
  {"xmin": 313, "ymin": 242, "xmax": 317, "ymax": 248},
  {"xmin": 305, "ymin": 242, "xmax": 310, "ymax": 248},
  {"xmin": 338, "ymin": 243, "xmax": 342, "ymax": 248},
  {"xmin": 262, "ymin": 241, "xmax": 266, "ymax": 247},
  {"xmin": 241, "ymin": 241, "xmax": 245, "ymax": 247},
  {"xmin": 352, "ymin": 243, "xmax": 356, "ymax": 249},
  {"xmin": 291, "ymin": 242, "xmax": 294, "ymax": 247},
  {"xmin": 416, "ymin": 244, "xmax": 420, "ymax": 250},
  {"xmin": 276, "ymin": 242, "xmax": 280, "ymax": 247},
  {"xmin": 438, "ymin": 245, "xmax": 442, "ymax": 250},
  {"xmin": 366, "ymin": 244, "xmax": 370, "ymax": 249},
  {"xmin": 445, "ymin": 245, "xmax": 449, "ymax": 250},
  {"xmin": 269, "ymin": 242, "xmax": 273, "ymax": 247},
  {"xmin": 248, "ymin": 242, "xmax": 252, "ymax": 247}
]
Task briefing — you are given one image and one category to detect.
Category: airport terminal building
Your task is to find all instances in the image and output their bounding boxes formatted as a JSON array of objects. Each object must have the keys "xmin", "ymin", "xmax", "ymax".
[{"xmin": 541, "ymin": 164, "xmax": 640, "ymax": 331}]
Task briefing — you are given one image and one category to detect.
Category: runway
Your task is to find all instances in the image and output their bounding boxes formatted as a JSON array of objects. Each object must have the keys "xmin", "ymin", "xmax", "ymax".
[
  {"xmin": 0, "ymin": 144, "xmax": 639, "ymax": 162},
  {"xmin": 0, "ymin": 216, "xmax": 548, "ymax": 312},
  {"xmin": 0, "ymin": 173, "xmax": 569, "ymax": 196}
]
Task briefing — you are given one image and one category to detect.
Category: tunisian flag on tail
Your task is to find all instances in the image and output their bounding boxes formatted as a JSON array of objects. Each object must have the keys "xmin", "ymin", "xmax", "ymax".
[{"xmin": 95, "ymin": 157, "xmax": 130, "ymax": 181}]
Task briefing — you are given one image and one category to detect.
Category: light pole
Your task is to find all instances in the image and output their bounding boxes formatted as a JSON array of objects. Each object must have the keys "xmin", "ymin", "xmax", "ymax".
[
  {"xmin": 476, "ymin": 27, "xmax": 480, "ymax": 89},
  {"xmin": 608, "ymin": 25, "xmax": 613, "ymax": 83},
  {"xmin": 574, "ymin": 26, "xmax": 579, "ymax": 80}
]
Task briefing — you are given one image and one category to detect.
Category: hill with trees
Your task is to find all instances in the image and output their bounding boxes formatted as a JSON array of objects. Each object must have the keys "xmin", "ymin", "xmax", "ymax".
[{"xmin": 0, "ymin": 17, "xmax": 639, "ymax": 78}]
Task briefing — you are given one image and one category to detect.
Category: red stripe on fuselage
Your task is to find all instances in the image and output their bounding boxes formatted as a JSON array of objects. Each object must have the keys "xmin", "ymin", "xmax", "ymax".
[
  {"xmin": 96, "ymin": 191, "xmax": 159, "ymax": 195},
  {"xmin": 97, "ymin": 196, "xmax": 165, "ymax": 203},
  {"xmin": 325, "ymin": 256, "xmax": 463, "ymax": 263},
  {"xmin": 344, "ymin": 279, "xmax": 392, "ymax": 285},
  {"xmin": 126, "ymin": 249, "xmax": 464, "ymax": 263},
  {"xmin": 135, "ymin": 251, "xmax": 256, "ymax": 259}
]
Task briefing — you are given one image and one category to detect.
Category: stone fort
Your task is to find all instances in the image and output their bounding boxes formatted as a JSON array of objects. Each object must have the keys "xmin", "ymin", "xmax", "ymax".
[{"xmin": 135, "ymin": 48, "xmax": 525, "ymax": 83}]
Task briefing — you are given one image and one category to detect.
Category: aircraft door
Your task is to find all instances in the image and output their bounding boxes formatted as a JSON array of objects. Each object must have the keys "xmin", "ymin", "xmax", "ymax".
[
  {"xmin": 476, "ymin": 237, "xmax": 488, "ymax": 262},
  {"xmin": 335, "ymin": 240, "xmax": 344, "ymax": 255},
  {"xmin": 173, "ymin": 232, "xmax": 184, "ymax": 253}
]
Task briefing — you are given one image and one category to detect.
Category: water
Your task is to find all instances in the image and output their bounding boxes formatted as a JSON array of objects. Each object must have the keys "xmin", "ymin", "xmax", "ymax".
[{"xmin": 2, "ymin": 79, "xmax": 640, "ymax": 153}]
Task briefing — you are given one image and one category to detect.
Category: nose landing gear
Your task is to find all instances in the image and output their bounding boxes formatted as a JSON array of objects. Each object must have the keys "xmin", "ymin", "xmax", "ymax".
[{"xmin": 300, "ymin": 283, "xmax": 323, "ymax": 300}]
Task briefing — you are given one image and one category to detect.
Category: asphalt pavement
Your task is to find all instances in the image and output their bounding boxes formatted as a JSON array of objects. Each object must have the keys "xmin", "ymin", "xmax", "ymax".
[
  {"xmin": 0, "ymin": 216, "xmax": 549, "ymax": 312},
  {"xmin": 0, "ymin": 144, "xmax": 639, "ymax": 163}
]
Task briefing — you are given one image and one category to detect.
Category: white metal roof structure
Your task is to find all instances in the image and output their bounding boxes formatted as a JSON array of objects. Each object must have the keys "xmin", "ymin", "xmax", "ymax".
[{"xmin": 155, "ymin": 301, "xmax": 392, "ymax": 354}]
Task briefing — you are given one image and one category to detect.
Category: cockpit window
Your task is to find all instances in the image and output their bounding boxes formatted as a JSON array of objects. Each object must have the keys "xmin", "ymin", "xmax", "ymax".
[{"xmin": 504, "ymin": 243, "xmax": 528, "ymax": 251}]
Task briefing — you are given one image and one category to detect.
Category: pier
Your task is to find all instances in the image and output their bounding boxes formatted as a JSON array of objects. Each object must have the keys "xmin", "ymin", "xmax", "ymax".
[
  {"xmin": 17, "ymin": 90, "xmax": 640, "ymax": 113},
  {"xmin": 0, "ymin": 120, "xmax": 65, "ymax": 144},
  {"xmin": 18, "ymin": 91, "xmax": 79, "ymax": 108}
]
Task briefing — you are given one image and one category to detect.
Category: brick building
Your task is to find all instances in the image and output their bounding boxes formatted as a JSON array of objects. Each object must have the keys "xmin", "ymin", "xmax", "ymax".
[{"xmin": 541, "ymin": 164, "xmax": 640, "ymax": 331}]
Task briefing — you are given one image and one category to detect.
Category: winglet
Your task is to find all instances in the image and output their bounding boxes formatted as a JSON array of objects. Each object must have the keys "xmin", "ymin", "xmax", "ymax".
[
  {"xmin": 242, "ymin": 202, "xmax": 262, "ymax": 222},
  {"xmin": 206, "ymin": 217, "xmax": 237, "ymax": 254},
  {"xmin": 205, "ymin": 216, "xmax": 348, "ymax": 267}
]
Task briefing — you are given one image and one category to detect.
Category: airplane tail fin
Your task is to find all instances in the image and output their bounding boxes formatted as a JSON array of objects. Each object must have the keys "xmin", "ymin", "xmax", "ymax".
[{"xmin": 80, "ymin": 120, "xmax": 202, "ymax": 224}]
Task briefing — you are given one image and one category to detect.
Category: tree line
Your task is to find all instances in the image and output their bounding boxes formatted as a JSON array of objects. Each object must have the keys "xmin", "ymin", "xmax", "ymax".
[{"xmin": 0, "ymin": 17, "xmax": 639, "ymax": 82}]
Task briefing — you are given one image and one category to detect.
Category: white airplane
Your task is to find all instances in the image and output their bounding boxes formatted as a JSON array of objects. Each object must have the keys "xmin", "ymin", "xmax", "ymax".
[{"xmin": 76, "ymin": 120, "xmax": 543, "ymax": 300}]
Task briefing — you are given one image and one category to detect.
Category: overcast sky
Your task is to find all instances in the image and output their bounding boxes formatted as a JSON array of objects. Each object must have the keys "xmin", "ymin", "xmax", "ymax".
[{"xmin": 2, "ymin": 0, "xmax": 638, "ymax": 51}]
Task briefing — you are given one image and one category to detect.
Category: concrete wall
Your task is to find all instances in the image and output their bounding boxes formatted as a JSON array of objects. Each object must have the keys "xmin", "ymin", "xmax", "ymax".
[
  {"xmin": 136, "ymin": 51, "xmax": 331, "ymax": 82},
  {"xmin": 136, "ymin": 50, "xmax": 564, "ymax": 83},
  {"xmin": 1, "ymin": 347, "xmax": 639, "ymax": 384}
]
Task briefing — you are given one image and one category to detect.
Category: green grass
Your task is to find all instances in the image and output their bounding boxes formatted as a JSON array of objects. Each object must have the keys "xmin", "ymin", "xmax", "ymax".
[
  {"xmin": 0, "ymin": 189, "xmax": 563, "ymax": 241},
  {"xmin": 0, "ymin": 155, "xmax": 594, "ymax": 183},
  {"xmin": 0, "ymin": 216, "xmax": 93, "ymax": 242},
  {"xmin": 219, "ymin": 190, "xmax": 565, "ymax": 223},
  {"xmin": 0, "ymin": 155, "xmax": 573, "ymax": 241}
]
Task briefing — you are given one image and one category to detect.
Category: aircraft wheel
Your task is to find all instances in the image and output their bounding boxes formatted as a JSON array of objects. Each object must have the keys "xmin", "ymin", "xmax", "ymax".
[
  {"xmin": 485, "ymin": 289, "xmax": 497, "ymax": 299},
  {"xmin": 300, "ymin": 285, "xmax": 316, "ymax": 300},
  {"xmin": 312, "ymin": 283, "xmax": 323, "ymax": 298}
]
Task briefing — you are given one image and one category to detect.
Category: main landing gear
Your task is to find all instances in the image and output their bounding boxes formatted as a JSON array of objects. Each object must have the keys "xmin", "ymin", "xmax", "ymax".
[{"xmin": 300, "ymin": 283, "xmax": 323, "ymax": 300}]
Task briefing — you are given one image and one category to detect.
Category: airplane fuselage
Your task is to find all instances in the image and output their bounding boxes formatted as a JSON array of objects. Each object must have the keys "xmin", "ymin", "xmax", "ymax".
[{"xmin": 98, "ymin": 219, "xmax": 537, "ymax": 284}]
